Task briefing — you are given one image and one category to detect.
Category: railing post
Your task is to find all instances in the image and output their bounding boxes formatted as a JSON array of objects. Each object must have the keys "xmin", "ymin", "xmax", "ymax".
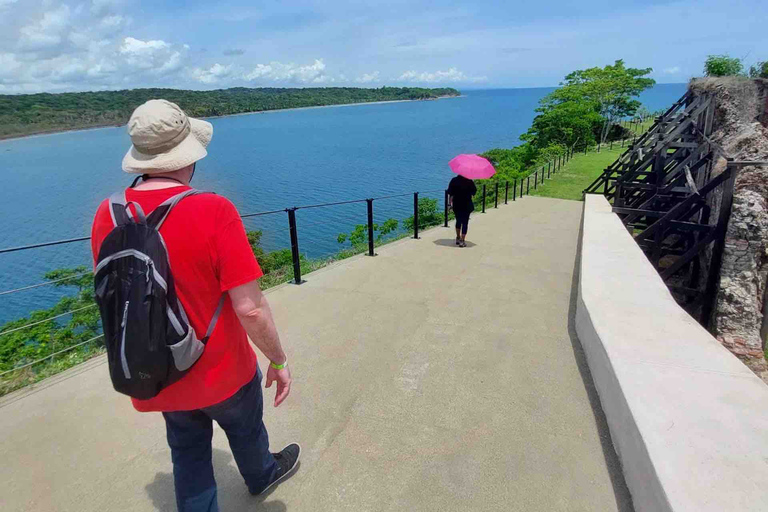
[
  {"xmin": 481, "ymin": 184, "xmax": 486, "ymax": 213},
  {"xmin": 513, "ymin": 179, "xmax": 517, "ymax": 201},
  {"xmin": 444, "ymin": 190, "xmax": 449, "ymax": 227},
  {"xmin": 413, "ymin": 192, "xmax": 420, "ymax": 239},
  {"xmin": 505, "ymin": 181, "xmax": 509, "ymax": 204},
  {"xmin": 534, "ymin": 171, "xmax": 538, "ymax": 190},
  {"xmin": 367, "ymin": 199, "xmax": 376, "ymax": 256},
  {"xmin": 520, "ymin": 177, "xmax": 524, "ymax": 197},
  {"xmin": 526, "ymin": 176, "xmax": 530, "ymax": 195},
  {"xmin": 287, "ymin": 208, "xmax": 303, "ymax": 284},
  {"xmin": 548, "ymin": 161, "xmax": 551, "ymax": 178},
  {"xmin": 494, "ymin": 182, "xmax": 499, "ymax": 208}
]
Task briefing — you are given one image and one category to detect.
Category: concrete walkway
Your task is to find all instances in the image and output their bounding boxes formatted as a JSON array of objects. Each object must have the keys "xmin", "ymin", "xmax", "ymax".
[{"xmin": 1, "ymin": 196, "xmax": 633, "ymax": 512}]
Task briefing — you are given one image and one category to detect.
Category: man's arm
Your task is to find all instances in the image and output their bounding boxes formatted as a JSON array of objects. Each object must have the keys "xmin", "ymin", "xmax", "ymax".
[{"xmin": 228, "ymin": 280, "xmax": 292, "ymax": 407}]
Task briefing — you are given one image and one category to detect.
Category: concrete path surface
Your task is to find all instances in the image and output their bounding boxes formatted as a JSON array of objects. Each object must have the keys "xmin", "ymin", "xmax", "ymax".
[{"xmin": 1, "ymin": 196, "xmax": 633, "ymax": 512}]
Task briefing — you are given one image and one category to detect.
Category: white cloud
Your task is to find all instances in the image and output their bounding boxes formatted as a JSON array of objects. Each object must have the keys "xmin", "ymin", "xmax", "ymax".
[
  {"xmin": 17, "ymin": 4, "xmax": 72, "ymax": 52},
  {"xmin": 398, "ymin": 67, "xmax": 486, "ymax": 83},
  {"xmin": 119, "ymin": 37, "xmax": 185, "ymax": 75},
  {"xmin": 663, "ymin": 66, "xmax": 681, "ymax": 74},
  {"xmin": 242, "ymin": 59, "xmax": 330, "ymax": 84},
  {"xmin": 191, "ymin": 63, "xmax": 235, "ymax": 84},
  {"xmin": 355, "ymin": 71, "xmax": 380, "ymax": 83}
]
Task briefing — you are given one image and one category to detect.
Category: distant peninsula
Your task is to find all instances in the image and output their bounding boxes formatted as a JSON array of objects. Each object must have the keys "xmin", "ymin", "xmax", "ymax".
[{"xmin": 0, "ymin": 86, "xmax": 461, "ymax": 140}]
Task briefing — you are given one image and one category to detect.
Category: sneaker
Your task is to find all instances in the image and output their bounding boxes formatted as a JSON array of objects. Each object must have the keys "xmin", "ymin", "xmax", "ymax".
[
  {"xmin": 460, "ymin": 241, "xmax": 467, "ymax": 248},
  {"xmin": 257, "ymin": 443, "xmax": 301, "ymax": 496},
  {"xmin": 455, "ymin": 237, "xmax": 461, "ymax": 246}
]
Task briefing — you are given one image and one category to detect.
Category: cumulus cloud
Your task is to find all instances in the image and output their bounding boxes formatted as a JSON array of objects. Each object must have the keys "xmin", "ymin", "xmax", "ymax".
[
  {"xmin": 242, "ymin": 59, "xmax": 330, "ymax": 84},
  {"xmin": 355, "ymin": 71, "xmax": 380, "ymax": 83},
  {"xmin": 0, "ymin": 1, "xmax": 489, "ymax": 92},
  {"xmin": 119, "ymin": 37, "xmax": 183, "ymax": 75},
  {"xmin": 187, "ymin": 59, "xmax": 334, "ymax": 85},
  {"xmin": 663, "ymin": 66, "xmax": 681, "ymax": 74},
  {"xmin": 398, "ymin": 67, "xmax": 486, "ymax": 83},
  {"xmin": 190, "ymin": 63, "xmax": 235, "ymax": 84},
  {"xmin": 0, "ymin": 1, "xmax": 188, "ymax": 92},
  {"xmin": 17, "ymin": 4, "xmax": 72, "ymax": 53}
]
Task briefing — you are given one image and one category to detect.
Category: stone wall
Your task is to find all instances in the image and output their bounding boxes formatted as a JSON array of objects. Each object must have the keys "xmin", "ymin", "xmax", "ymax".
[{"xmin": 690, "ymin": 78, "xmax": 768, "ymax": 378}]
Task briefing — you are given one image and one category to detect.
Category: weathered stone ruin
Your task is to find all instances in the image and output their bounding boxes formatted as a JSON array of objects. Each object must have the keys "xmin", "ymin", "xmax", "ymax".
[{"xmin": 690, "ymin": 78, "xmax": 768, "ymax": 378}]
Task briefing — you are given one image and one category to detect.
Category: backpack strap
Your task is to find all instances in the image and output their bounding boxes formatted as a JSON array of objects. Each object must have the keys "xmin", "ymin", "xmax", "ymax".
[
  {"xmin": 176, "ymin": 294, "xmax": 225, "ymax": 344},
  {"xmin": 108, "ymin": 191, "xmax": 148, "ymax": 227},
  {"xmin": 202, "ymin": 296, "xmax": 226, "ymax": 343},
  {"xmin": 108, "ymin": 191, "xmax": 132, "ymax": 227},
  {"xmin": 146, "ymin": 189, "xmax": 205, "ymax": 231}
]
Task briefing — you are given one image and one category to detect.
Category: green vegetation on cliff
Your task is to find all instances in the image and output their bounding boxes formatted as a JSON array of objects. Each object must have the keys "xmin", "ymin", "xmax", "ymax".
[
  {"xmin": 0, "ymin": 86, "xmax": 460, "ymax": 139},
  {"xmin": 477, "ymin": 60, "xmax": 656, "ymax": 197}
]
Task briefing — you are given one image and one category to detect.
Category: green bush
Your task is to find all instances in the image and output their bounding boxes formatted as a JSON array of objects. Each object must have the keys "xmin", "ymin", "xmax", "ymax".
[
  {"xmin": 749, "ymin": 61, "xmax": 768, "ymax": 79},
  {"xmin": 404, "ymin": 198, "xmax": 441, "ymax": 231},
  {"xmin": 0, "ymin": 267, "xmax": 102, "ymax": 395},
  {"xmin": 704, "ymin": 55, "xmax": 745, "ymax": 77},
  {"xmin": 337, "ymin": 218, "xmax": 399, "ymax": 249}
]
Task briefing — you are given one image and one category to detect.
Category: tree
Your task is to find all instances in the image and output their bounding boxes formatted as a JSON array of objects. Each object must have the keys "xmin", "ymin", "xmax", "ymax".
[
  {"xmin": 704, "ymin": 55, "xmax": 745, "ymax": 77},
  {"xmin": 521, "ymin": 100, "xmax": 604, "ymax": 151},
  {"xmin": 525, "ymin": 60, "xmax": 654, "ymax": 146},
  {"xmin": 749, "ymin": 61, "xmax": 768, "ymax": 79}
]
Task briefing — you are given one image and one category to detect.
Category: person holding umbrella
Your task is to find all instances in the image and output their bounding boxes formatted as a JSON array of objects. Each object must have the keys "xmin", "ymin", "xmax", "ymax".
[{"xmin": 447, "ymin": 154, "xmax": 495, "ymax": 247}]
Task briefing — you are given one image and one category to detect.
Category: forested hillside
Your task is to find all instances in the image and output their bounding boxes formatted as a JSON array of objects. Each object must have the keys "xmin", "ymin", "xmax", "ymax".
[{"xmin": 0, "ymin": 86, "xmax": 460, "ymax": 139}]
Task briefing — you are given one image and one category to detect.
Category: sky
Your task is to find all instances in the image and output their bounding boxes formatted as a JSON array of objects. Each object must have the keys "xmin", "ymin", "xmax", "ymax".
[{"xmin": 1, "ymin": 0, "xmax": 767, "ymax": 94}]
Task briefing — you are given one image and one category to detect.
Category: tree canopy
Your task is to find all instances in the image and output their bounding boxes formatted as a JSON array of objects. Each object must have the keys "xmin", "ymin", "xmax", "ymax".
[{"xmin": 523, "ymin": 60, "xmax": 654, "ymax": 149}]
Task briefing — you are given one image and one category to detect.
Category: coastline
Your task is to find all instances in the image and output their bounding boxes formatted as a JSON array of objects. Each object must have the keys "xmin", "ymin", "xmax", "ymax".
[{"xmin": 0, "ymin": 94, "xmax": 460, "ymax": 143}]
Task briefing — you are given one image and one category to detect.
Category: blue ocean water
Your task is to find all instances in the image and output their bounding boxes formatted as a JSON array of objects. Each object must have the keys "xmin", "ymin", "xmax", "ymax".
[{"xmin": 0, "ymin": 84, "xmax": 686, "ymax": 323}]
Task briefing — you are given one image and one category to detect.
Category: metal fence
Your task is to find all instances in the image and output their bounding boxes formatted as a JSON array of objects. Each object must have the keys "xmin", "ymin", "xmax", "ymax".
[{"xmin": 0, "ymin": 148, "xmax": 579, "ymax": 380}]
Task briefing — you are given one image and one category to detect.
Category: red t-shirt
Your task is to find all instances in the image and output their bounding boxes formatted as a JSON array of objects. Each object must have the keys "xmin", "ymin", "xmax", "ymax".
[{"xmin": 91, "ymin": 186, "xmax": 262, "ymax": 412}]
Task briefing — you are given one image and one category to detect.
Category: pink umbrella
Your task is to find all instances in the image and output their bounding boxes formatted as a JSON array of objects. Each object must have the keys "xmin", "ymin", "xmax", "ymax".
[{"xmin": 449, "ymin": 154, "xmax": 496, "ymax": 179}]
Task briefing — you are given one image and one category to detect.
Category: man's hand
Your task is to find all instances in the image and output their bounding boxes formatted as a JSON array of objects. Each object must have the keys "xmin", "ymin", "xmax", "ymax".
[{"xmin": 265, "ymin": 364, "xmax": 292, "ymax": 407}]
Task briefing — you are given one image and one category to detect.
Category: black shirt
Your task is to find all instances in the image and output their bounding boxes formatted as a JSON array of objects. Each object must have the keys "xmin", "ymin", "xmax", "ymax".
[{"xmin": 447, "ymin": 176, "xmax": 477, "ymax": 213}]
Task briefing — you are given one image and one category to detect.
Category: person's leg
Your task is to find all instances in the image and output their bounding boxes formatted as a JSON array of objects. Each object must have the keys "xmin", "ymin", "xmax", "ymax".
[
  {"xmin": 163, "ymin": 410, "xmax": 218, "ymax": 512},
  {"xmin": 461, "ymin": 213, "xmax": 470, "ymax": 242},
  {"xmin": 454, "ymin": 222, "xmax": 461, "ymax": 244},
  {"xmin": 203, "ymin": 369, "xmax": 278, "ymax": 495}
]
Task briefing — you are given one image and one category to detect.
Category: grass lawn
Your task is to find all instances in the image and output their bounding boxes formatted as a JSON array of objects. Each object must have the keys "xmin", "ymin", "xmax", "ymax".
[
  {"xmin": 527, "ymin": 118, "xmax": 655, "ymax": 202},
  {"xmin": 530, "ymin": 145, "xmax": 625, "ymax": 201}
]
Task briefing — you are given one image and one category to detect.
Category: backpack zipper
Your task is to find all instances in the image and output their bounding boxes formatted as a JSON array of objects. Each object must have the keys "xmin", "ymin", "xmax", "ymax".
[{"xmin": 120, "ymin": 300, "xmax": 131, "ymax": 379}]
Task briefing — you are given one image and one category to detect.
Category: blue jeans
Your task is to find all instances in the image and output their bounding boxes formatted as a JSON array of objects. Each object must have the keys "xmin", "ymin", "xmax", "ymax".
[{"xmin": 162, "ymin": 368, "xmax": 277, "ymax": 512}]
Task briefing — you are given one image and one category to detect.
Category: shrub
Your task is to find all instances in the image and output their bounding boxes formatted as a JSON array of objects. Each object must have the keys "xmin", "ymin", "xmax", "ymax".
[
  {"xmin": 704, "ymin": 55, "xmax": 745, "ymax": 77},
  {"xmin": 749, "ymin": 61, "xmax": 768, "ymax": 79}
]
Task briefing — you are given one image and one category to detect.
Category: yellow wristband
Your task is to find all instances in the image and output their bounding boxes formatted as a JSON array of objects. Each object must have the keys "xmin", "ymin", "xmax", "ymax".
[{"xmin": 270, "ymin": 361, "xmax": 286, "ymax": 370}]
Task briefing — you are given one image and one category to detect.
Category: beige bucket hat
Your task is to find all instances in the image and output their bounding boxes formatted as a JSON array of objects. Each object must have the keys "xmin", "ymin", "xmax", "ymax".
[{"xmin": 122, "ymin": 99, "xmax": 213, "ymax": 174}]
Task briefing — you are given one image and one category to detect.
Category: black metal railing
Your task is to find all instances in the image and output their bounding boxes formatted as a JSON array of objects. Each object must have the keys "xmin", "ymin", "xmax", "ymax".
[{"xmin": 0, "ymin": 150, "xmax": 580, "ymax": 379}]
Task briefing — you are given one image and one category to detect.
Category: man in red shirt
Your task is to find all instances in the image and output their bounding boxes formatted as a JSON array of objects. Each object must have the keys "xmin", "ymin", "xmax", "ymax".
[{"xmin": 91, "ymin": 99, "xmax": 299, "ymax": 512}]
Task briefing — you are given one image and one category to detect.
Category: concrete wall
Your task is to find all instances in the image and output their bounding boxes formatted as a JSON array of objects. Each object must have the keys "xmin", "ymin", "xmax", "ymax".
[{"xmin": 576, "ymin": 194, "xmax": 768, "ymax": 512}]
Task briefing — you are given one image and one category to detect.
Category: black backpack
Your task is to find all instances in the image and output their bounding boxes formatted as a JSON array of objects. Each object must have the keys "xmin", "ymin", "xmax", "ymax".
[{"xmin": 94, "ymin": 189, "xmax": 224, "ymax": 399}]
